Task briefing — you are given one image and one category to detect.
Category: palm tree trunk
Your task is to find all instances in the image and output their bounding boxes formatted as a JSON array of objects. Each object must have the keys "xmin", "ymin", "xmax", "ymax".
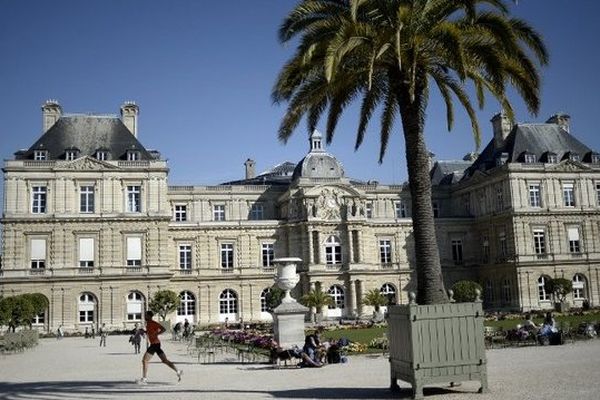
[{"xmin": 396, "ymin": 80, "xmax": 448, "ymax": 305}]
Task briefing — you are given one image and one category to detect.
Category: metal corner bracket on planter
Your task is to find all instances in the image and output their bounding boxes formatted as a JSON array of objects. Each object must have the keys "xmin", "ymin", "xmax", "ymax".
[{"xmin": 388, "ymin": 291, "xmax": 488, "ymax": 399}]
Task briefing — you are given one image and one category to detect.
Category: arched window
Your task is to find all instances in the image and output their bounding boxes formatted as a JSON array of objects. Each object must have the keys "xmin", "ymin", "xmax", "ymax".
[
  {"xmin": 325, "ymin": 235, "xmax": 342, "ymax": 265},
  {"xmin": 127, "ymin": 291, "xmax": 144, "ymax": 321},
  {"xmin": 328, "ymin": 285, "xmax": 345, "ymax": 310},
  {"xmin": 32, "ymin": 294, "xmax": 49, "ymax": 326},
  {"xmin": 78, "ymin": 293, "xmax": 96, "ymax": 323},
  {"xmin": 572, "ymin": 274, "xmax": 586, "ymax": 300},
  {"xmin": 380, "ymin": 283, "xmax": 397, "ymax": 305},
  {"xmin": 538, "ymin": 276, "xmax": 550, "ymax": 301},
  {"xmin": 177, "ymin": 291, "xmax": 196, "ymax": 317},
  {"xmin": 260, "ymin": 288, "xmax": 271, "ymax": 312},
  {"xmin": 219, "ymin": 289, "xmax": 238, "ymax": 321}
]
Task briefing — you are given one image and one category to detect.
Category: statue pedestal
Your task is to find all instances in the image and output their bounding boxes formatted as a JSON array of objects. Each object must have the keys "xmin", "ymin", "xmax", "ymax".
[
  {"xmin": 272, "ymin": 257, "xmax": 308, "ymax": 349},
  {"xmin": 272, "ymin": 301, "xmax": 309, "ymax": 348}
]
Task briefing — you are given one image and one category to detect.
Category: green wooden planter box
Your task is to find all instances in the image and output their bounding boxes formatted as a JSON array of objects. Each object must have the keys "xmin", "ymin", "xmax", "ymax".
[{"xmin": 388, "ymin": 299, "xmax": 488, "ymax": 399}]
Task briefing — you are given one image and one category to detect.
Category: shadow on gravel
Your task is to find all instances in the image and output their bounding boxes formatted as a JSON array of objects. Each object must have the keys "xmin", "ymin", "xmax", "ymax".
[{"xmin": 0, "ymin": 380, "xmax": 459, "ymax": 400}]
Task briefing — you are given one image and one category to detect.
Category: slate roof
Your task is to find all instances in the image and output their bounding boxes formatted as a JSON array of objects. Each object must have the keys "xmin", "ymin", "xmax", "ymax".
[
  {"xmin": 430, "ymin": 160, "xmax": 473, "ymax": 185},
  {"xmin": 222, "ymin": 161, "xmax": 296, "ymax": 186},
  {"xmin": 16, "ymin": 115, "xmax": 155, "ymax": 160},
  {"xmin": 464, "ymin": 123, "xmax": 594, "ymax": 178}
]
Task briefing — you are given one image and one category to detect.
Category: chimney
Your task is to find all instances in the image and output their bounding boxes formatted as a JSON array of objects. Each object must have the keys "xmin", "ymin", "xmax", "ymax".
[
  {"xmin": 120, "ymin": 101, "xmax": 139, "ymax": 137},
  {"xmin": 491, "ymin": 111, "xmax": 512, "ymax": 149},
  {"xmin": 546, "ymin": 113, "xmax": 570, "ymax": 133},
  {"xmin": 244, "ymin": 158, "xmax": 256, "ymax": 179},
  {"xmin": 41, "ymin": 99, "xmax": 62, "ymax": 132}
]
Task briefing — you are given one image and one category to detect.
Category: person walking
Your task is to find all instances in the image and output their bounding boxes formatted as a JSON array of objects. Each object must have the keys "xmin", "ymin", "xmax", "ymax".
[
  {"xmin": 139, "ymin": 310, "xmax": 182, "ymax": 384},
  {"xmin": 57, "ymin": 325, "xmax": 63, "ymax": 340},
  {"xmin": 132, "ymin": 323, "xmax": 145, "ymax": 354},
  {"xmin": 99, "ymin": 323, "xmax": 107, "ymax": 347}
]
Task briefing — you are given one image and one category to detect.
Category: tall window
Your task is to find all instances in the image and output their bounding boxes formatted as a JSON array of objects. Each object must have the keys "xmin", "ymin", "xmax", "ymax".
[
  {"xmin": 177, "ymin": 291, "xmax": 196, "ymax": 318},
  {"xmin": 432, "ymin": 201, "xmax": 440, "ymax": 218},
  {"xmin": 567, "ymin": 227, "xmax": 581, "ymax": 253},
  {"xmin": 325, "ymin": 235, "xmax": 342, "ymax": 265},
  {"xmin": 261, "ymin": 243, "xmax": 274, "ymax": 268},
  {"xmin": 538, "ymin": 276, "xmax": 550, "ymax": 301},
  {"xmin": 30, "ymin": 238, "xmax": 46, "ymax": 269},
  {"xmin": 80, "ymin": 186, "xmax": 95, "ymax": 213},
  {"xmin": 260, "ymin": 288, "xmax": 271, "ymax": 312},
  {"xmin": 496, "ymin": 186, "xmax": 504, "ymax": 211},
  {"xmin": 79, "ymin": 238, "xmax": 94, "ymax": 268},
  {"xmin": 174, "ymin": 205, "xmax": 187, "ymax": 222},
  {"xmin": 78, "ymin": 293, "xmax": 95, "ymax": 323},
  {"xmin": 179, "ymin": 244, "xmax": 192, "ymax": 270},
  {"xmin": 65, "ymin": 150, "xmax": 77, "ymax": 161},
  {"xmin": 365, "ymin": 202, "xmax": 373, "ymax": 218},
  {"xmin": 528, "ymin": 183, "xmax": 541, "ymax": 207},
  {"xmin": 498, "ymin": 231, "xmax": 507, "ymax": 258},
  {"xmin": 395, "ymin": 201, "xmax": 407, "ymax": 218},
  {"xmin": 484, "ymin": 280, "xmax": 494, "ymax": 304},
  {"xmin": 213, "ymin": 204, "xmax": 226, "ymax": 221},
  {"xmin": 451, "ymin": 239, "xmax": 463, "ymax": 264},
  {"xmin": 126, "ymin": 185, "xmax": 141, "ymax": 212},
  {"xmin": 533, "ymin": 229, "xmax": 546, "ymax": 255},
  {"xmin": 563, "ymin": 183, "xmax": 575, "ymax": 207},
  {"xmin": 524, "ymin": 153, "xmax": 536, "ymax": 163},
  {"xmin": 33, "ymin": 312, "xmax": 45, "ymax": 326},
  {"xmin": 219, "ymin": 289, "xmax": 238, "ymax": 317},
  {"xmin": 221, "ymin": 243, "xmax": 234, "ymax": 269},
  {"xmin": 482, "ymin": 236, "xmax": 490, "ymax": 263},
  {"xmin": 328, "ymin": 285, "xmax": 345, "ymax": 310},
  {"xmin": 126, "ymin": 237, "xmax": 142, "ymax": 266},
  {"xmin": 380, "ymin": 283, "xmax": 397, "ymax": 305},
  {"xmin": 502, "ymin": 278, "xmax": 512, "ymax": 303},
  {"xmin": 31, "ymin": 186, "xmax": 47, "ymax": 214},
  {"xmin": 572, "ymin": 274, "xmax": 586, "ymax": 300},
  {"xmin": 379, "ymin": 239, "xmax": 392, "ymax": 264},
  {"xmin": 547, "ymin": 153, "xmax": 558, "ymax": 164},
  {"xmin": 250, "ymin": 203, "xmax": 264, "ymax": 220},
  {"xmin": 126, "ymin": 292, "xmax": 144, "ymax": 321}
]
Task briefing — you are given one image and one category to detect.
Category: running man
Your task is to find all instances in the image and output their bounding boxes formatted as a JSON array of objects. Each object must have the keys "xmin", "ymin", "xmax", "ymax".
[{"xmin": 139, "ymin": 310, "xmax": 182, "ymax": 384}]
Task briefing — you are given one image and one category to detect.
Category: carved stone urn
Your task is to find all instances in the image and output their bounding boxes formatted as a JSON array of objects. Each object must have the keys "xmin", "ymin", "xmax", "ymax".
[{"xmin": 272, "ymin": 257, "xmax": 308, "ymax": 349}]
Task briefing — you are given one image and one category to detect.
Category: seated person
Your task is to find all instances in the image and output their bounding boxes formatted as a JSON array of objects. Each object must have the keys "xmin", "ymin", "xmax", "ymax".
[
  {"xmin": 539, "ymin": 312, "xmax": 557, "ymax": 337},
  {"xmin": 301, "ymin": 329, "xmax": 324, "ymax": 367}
]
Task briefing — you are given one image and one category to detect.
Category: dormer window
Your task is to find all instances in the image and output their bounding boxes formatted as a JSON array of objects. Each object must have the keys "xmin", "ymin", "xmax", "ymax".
[
  {"xmin": 524, "ymin": 153, "xmax": 536, "ymax": 164},
  {"xmin": 589, "ymin": 152, "xmax": 600, "ymax": 164},
  {"xmin": 496, "ymin": 152, "xmax": 509, "ymax": 167},
  {"xmin": 95, "ymin": 150, "xmax": 109, "ymax": 161},
  {"xmin": 127, "ymin": 150, "xmax": 140, "ymax": 161},
  {"xmin": 34, "ymin": 150, "xmax": 48, "ymax": 160},
  {"xmin": 569, "ymin": 153, "xmax": 580, "ymax": 162},
  {"xmin": 547, "ymin": 153, "xmax": 558, "ymax": 164},
  {"xmin": 65, "ymin": 149, "xmax": 79, "ymax": 161}
]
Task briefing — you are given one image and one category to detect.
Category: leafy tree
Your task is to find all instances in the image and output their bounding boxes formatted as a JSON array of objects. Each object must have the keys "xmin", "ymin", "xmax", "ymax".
[
  {"xmin": 362, "ymin": 288, "xmax": 389, "ymax": 312},
  {"xmin": 265, "ymin": 286, "xmax": 286, "ymax": 311},
  {"xmin": 300, "ymin": 287, "xmax": 334, "ymax": 313},
  {"xmin": 545, "ymin": 278, "xmax": 573, "ymax": 303},
  {"xmin": 274, "ymin": 0, "xmax": 547, "ymax": 304},
  {"xmin": 451, "ymin": 280, "xmax": 483, "ymax": 303},
  {"xmin": 148, "ymin": 290, "xmax": 180, "ymax": 321},
  {"xmin": 22, "ymin": 293, "xmax": 49, "ymax": 328},
  {"xmin": 0, "ymin": 295, "xmax": 35, "ymax": 332}
]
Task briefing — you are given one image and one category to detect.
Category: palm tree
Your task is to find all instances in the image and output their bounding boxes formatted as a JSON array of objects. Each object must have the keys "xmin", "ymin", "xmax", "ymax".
[
  {"xmin": 300, "ymin": 287, "xmax": 334, "ymax": 314},
  {"xmin": 273, "ymin": 0, "xmax": 547, "ymax": 304},
  {"xmin": 362, "ymin": 289, "xmax": 389, "ymax": 312}
]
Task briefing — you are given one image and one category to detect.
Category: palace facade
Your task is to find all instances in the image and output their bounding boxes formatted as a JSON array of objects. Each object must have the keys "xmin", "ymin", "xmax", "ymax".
[{"xmin": 1, "ymin": 101, "xmax": 599, "ymax": 332}]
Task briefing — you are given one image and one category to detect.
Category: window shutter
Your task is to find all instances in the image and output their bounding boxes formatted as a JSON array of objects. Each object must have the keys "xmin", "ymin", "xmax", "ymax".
[
  {"xmin": 567, "ymin": 227, "xmax": 579, "ymax": 241},
  {"xmin": 127, "ymin": 237, "xmax": 142, "ymax": 260},
  {"xmin": 79, "ymin": 238, "xmax": 94, "ymax": 261},
  {"xmin": 31, "ymin": 239, "xmax": 46, "ymax": 259}
]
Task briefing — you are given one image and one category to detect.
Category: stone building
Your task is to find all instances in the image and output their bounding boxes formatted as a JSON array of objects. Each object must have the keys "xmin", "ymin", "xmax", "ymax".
[{"xmin": 1, "ymin": 101, "xmax": 599, "ymax": 332}]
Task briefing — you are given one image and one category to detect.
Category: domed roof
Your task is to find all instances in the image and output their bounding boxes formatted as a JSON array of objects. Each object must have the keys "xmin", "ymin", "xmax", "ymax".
[{"xmin": 292, "ymin": 129, "xmax": 345, "ymax": 180}]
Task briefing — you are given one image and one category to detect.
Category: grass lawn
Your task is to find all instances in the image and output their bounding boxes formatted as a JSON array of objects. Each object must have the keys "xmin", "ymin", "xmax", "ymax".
[
  {"xmin": 320, "ymin": 311, "xmax": 600, "ymax": 347},
  {"xmin": 484, "ymin": 311, "xmax": 600, "ymax": 330}
]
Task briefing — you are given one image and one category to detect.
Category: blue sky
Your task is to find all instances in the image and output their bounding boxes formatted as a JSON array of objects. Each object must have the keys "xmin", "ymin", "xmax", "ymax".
[{"xmin": 1, "ymin": 0, "xmax": 600, "ymax": 205}]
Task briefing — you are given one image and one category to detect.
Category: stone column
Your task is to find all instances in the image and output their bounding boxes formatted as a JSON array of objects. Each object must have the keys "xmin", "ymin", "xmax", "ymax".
[
  {"xmin": 355, "ymin": 280, "xmax": 363, "ymax": 317},
  {"xmin": 347, "ymin": 279, "xmax": 357, "ymax": 317}
]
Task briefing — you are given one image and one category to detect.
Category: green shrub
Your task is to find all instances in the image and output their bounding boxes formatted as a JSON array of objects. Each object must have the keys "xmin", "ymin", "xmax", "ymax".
[
  {"xmin": 545, "ymin": 278, "xmax": 573, "ymax": 303},
  {"xmin": 451, "ymin": 280, "xmax": 483, "ymax": 303}
]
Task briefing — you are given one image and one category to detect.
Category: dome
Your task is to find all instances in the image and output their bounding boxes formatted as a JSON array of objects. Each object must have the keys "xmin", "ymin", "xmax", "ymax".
[{"xmin": 292, "ymin": 129, "xmax": 345, "ymax": 180}]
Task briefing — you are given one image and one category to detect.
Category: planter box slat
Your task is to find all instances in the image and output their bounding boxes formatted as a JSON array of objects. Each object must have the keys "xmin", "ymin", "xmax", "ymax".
[{"xmin": 389, "ymin": 302, "xmax": 489, "ymax": 400}]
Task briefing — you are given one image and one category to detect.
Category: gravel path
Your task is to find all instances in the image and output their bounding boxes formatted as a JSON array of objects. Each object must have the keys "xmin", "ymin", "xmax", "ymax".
[{"xmin": 1, "ymin": 336, "xmax": 599, "ymax": 399}]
